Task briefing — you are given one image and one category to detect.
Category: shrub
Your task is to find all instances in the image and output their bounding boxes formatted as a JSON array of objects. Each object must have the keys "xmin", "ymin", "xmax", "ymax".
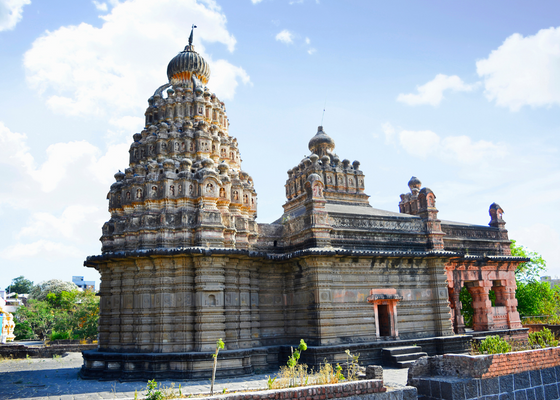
[
  {"xmin": 477, "ymin": 335, "xmax": 511, "ymax": 354},
  {"xmin": 529, "ymin": 327, "xmax": 559, "ymax": 349}
]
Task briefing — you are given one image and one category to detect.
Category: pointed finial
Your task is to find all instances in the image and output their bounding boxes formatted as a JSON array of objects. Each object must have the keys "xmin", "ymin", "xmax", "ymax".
[{"xmin": 188, "ymin": 24, "xmax": 197, "ymax": 47}]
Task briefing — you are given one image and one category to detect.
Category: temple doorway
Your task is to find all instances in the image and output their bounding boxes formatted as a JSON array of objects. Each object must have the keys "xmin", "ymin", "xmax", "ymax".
[{"xmin": 378, "ymin": 305, "xmax": 391, "ymax": 337}]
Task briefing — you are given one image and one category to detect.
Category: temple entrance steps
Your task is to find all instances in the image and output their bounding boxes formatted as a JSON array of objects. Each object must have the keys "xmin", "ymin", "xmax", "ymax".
[{"xmin": 381, "ymin": 345, "xmax": 427, "ymax": 368}]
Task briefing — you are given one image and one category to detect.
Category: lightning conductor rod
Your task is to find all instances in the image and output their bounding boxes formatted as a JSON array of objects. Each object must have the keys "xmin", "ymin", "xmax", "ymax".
[{"xmin": 320, "ymin": 99, "xmax": 326, "ymax": 126}]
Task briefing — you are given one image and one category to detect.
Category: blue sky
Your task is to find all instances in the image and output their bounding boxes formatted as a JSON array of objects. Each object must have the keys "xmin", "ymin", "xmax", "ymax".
[{"xmin": 1, "ymin": 0, "xmax": 559, "ymax": 290}]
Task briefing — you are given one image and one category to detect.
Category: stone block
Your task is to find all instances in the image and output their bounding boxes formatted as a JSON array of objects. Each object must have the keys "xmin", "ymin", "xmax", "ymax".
[
  {"xmin": 531, "ymin": 371, "xmax": 543, "ymax": 388},
  {"xmin": 527, "ymin": 388, "xmax": 536, "ymax": 400},
  {"xmin": 542, "ymin": 369, "xmax": 556, "ymax": 385},
  {"xmin": 464, "ymin": 380, "xmax": 479, "ymax": 399},
  {"xmin": 535, "ymin": 386, "xmax": 545, "ymax": 400},
  {"xmin": 501, "ymin": 375, "xmax": 514, "ymax": 393},
  {"xmin": 500, "ymin": 393, "xmax": 513, "ymax": 400},
  {"xmin": 417, "ymin": 378, "xmax": 431, "ymax": 397},
  {"xmin": 514, "ymin": 390, "xmax": 528, "ymax": 400},
  {"xmin": 365, "ymin": 365, "xmax": 383, "ymax": 380},
  {"xmin": 440, "ymin": 380, "xmax": 465, "ymax": 400},
  {"xmin": 431, "ymin": 380, "xmax": 441, "ymax": 399},
  {"xmin": 402, "ymin": 387, "xmax": 418, "ymax": 400},
  {"xmin": 482, "ymin": 378, "xmax": 500, "ymax": 395},
  {"xmin": 544, "ymin": 384, "xmax": 559, "ymax": 400},
  {"xmin": 515, "ymin": 373, "xmax": 531, "ymax": 390}
]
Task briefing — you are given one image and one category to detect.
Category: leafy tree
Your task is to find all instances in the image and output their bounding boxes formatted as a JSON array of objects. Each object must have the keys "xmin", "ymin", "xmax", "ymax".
[
  {"xmin": 511, "ymin": 240, "xmax": 547, "ymax": 283},
  {"xmin": 510, "ymin": 240, "xmax": 557, "ymax": 317},
  {"xmin": 29, "ymin": 280, "xmax": 79, "ymax": 301},
  {"xmin": 6, "ymin": 276, "xmax": 33, "ymax": 294},
  {"xmin": 15, "ymin": 289, "xmax": 99, "ymax": 340}
]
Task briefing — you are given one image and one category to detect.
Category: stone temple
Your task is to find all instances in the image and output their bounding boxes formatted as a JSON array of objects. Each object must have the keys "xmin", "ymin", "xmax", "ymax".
[{"xmin": 81, "ymin": 33, "xmax": 527, "ymax": 380}]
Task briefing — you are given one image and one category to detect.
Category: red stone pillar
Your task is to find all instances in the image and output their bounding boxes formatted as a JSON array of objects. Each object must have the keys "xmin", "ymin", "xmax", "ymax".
[
  {"xmin": 468, "ymin": 281, "xmax": 494, "ymax": 331},
  {"xmin": 494, "ymin": 278, "xmax": 522, "ymax": 329}
]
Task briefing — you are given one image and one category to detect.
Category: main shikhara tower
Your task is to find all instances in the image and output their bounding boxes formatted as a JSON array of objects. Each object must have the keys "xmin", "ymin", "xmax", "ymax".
[{"xmin": 102, "ymin": 34, "xmax": 257, "ymax": 252}]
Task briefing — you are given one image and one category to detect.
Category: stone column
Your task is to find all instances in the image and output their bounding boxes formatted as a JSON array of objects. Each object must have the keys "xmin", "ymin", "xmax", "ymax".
[
  {"xmin": 172, "ymin": 256, "xmax": 195, "ymax": 352},
  {"xmin": 224, "ymin": 259, "xmax": 240, "ymax": 350},
  {"xmin": 305, "ymin": 257, "xmax": 335, "ymax": 345},
  {"xmin": 449, "ymin": 287, "xmax": 466, "ymax": 334},
  {"xmin": 194, "ymin": 255, "xmax": 226, "ymax": 351},
  {"xmin": 494, "ymin": 277, "xmax": 522, "ymax": 329},
  {"xmin": 97, "ymin": 264, "xmax": 112, "ymax": 350},
  {"xmin": 120, "ymin": 261, "xmax": 136, "ymax": 351},
  {"xmin": 238, "ymin": 263, "xmax": 252, "ymax": 349},
  {"xmin": 108, "ymin": 264, "xmax": 123, "ymax": 350},
  {"xmin": 468, "ymin": 281, "xmax": 494, "ymax": 331},
  {"xmin": 427, "ymin": 259, "xmax": 454, "ymax": 336},
  {"xmin": 249, "ymin": 262, "xmax": 261, "ymax": 348},
  {"xmin": 134, "ymin": 258, "xmax": 155, "ymax": 352},
  {"xmin": 153, "ymin": 257, "xmax": 175, "ymax": 352}
]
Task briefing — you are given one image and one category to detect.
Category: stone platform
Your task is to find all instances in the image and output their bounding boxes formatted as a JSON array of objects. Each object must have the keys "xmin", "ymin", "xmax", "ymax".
[{"xmin": 80, "ymin": 335, "xmax": 472, "ymax": 380}]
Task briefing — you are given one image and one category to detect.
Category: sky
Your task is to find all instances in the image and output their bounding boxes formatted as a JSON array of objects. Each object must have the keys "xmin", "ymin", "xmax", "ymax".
[{"xmin": 1, "ymin": 0, "xmax": 559, "ymax": 291}]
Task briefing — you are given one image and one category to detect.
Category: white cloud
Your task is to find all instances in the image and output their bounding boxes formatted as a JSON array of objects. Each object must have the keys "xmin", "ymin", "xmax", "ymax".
[
  {"xmin": 0, "ymin": 0, "xmax": 30, "ymax": 31},
  {"xmin": 397, "ymin": 74, "xmax": 475, "ymax": 106},
  {"xmin": 92, "ymin": 1, "xmax": 108, "ymax": 11},
  {"xmin": 382, "ymin": 122, "xmax": 507, "ymax": 164},
  {"xmin": 275, "ymin": 29, "xmax": 294, "ymax": 44},
  {"xmin": 307, "ymin": 48, "xmax": 316, "ymax": 55},
  {"xmin": 24, "ymin": 0, "xmax": 249, "ymax": 117},
  {"xmin": 17, "ymin": 205, "xmax": 99, "ymax": 242},
  {"xmin": 0, "ymin": 121, "xmax": 34, "ymax": 171},
  {"xmin": 477, "ymin": 27, "xmax": 560, "ymax": 112},
  {"xmin": 381, "ymin": 122, "xmax": 396, "ymax": 145},
  {"xmin": 305, "ymin": 37, "xmax": 310, "ymax": 45},
  {"xmin": 1, "ymin": 240, "xmax": 83, "ymax": 260},
  {"xmin": 251, "ymin": 0, "xmax": 262, "ymax": 3}
]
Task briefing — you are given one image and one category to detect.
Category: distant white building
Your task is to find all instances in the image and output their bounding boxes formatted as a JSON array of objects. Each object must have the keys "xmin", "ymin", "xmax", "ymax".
[
  {"xmin": 541, "ymin": 276, "xmax": 560, "ymax": 288},
  {"xmin": 72, "ymin": 276, "xmax": 95, "ymax": 291},
  {"xmin": 0, "ymin": 291, "xmax": 26, "ymax": 313}
]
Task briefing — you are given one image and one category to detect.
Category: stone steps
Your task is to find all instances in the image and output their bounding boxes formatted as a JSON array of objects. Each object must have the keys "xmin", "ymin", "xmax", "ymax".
[{"xmin": 382, "ymin": 345, "xmax": 427, "ymax": 369}]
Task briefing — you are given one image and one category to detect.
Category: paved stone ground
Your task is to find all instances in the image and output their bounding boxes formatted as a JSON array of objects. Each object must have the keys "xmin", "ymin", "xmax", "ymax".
[{"xmin": 0, "ymin": 353, "xmax": 409, "ymax": 400}]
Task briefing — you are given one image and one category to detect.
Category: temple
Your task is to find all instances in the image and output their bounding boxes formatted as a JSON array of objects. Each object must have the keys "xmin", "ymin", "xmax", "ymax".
[{"xmin": 81, "ymin": 31, "xmax": 527, "ymax": 380}]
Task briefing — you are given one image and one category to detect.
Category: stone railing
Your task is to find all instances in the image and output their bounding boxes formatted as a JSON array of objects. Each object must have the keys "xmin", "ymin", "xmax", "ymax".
[{"xmin": 408, "ymin": 347, "xmax": 560, "ymax": 399}]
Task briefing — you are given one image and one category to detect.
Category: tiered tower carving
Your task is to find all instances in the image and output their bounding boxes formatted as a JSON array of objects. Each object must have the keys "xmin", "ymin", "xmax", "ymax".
[{"xmin": 101, "ymin": 34, "xmax": 257, "ymax": 252}]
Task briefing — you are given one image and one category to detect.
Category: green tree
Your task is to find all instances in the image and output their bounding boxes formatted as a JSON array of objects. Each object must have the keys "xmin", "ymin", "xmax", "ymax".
[
  {"xmin": 510, "ymin": 240, "xmax": 558, "ymax": 317},
  {"xmin": 6, "ymin": 276, "xmax": 33, "ymax": 294},
  {"xmin": 29, "ymin": 280, "xmax": 79, "ymax": 301},
  {"xmin": 15, "ymin": 289, "xmax": 99, "ymax": 340},
  {"xmin": 511, "ymin": 240, "xmax": 547, "ymax": 283}
]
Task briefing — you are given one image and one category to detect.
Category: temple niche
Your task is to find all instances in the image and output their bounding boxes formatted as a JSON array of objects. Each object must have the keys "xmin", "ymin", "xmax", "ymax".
[{"xmin": 81, "ymin": 29, "xmax": 527, "ymax": 380}]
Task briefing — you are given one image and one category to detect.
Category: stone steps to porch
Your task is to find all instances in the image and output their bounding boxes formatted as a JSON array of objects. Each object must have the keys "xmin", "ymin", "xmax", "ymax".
[{"xmin": 382, "ymin": 345, "xmax": 427, "ymax": 369}]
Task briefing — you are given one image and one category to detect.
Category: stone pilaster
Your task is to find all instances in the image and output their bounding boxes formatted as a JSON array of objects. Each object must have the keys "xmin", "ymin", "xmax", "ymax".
[
  {"xmin": 97, "ymin": 264, "xmax": 112, "ymax": 350},
  {"xmin": 134, "ymin": 258, "xmax": 155, "ymax": 352},
  {"xmin": 249, "ymin": 263, "xmax": 261, "ymax": 348},
  {"xmin": 172, "ymin": 256, "xmax": 195, "ymax": 352},
  {"xmin": 224, "ymin": 259, "xmax": 240, "ymax": 350},
  {"xmin": 238, "ymin": 265, "xmax": 252, "ymax": 349},
  {"xmin": 427, "ymin": 258, "xmax": 453, "ymax": 336},
  {"xmin": 120, "ymin": 261, "xmax": 136, "ymax": 351},
  {"xmin": 306, "ymin": 257, "xmax": 336, "ymax": 345},
  {"xmin": 194, "ymin": 255, "xmax": 226, "ymax": 351},
  {"xmin": 108, "ymin": 264, "xmax": 123, "ymax": 350}
]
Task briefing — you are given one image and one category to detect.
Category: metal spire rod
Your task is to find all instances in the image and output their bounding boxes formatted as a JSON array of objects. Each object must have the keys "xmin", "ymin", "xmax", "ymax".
[{"xmin": 188, "ymin": 24, "xmax": 197, "ymax": 46}]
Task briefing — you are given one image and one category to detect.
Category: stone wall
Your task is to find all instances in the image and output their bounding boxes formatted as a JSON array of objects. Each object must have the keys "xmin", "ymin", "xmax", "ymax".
[{"xmin": 408, "ymin": 348, "xmax": 560, "ymax": 400}]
